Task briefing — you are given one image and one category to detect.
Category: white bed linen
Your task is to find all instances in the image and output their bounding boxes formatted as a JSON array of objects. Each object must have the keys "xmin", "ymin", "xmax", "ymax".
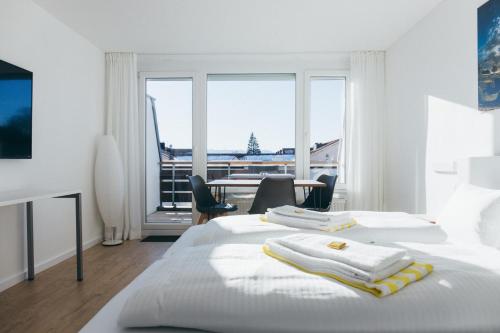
[
  {"xmin": 80, "ymin": 226, "xmax": 209, "ymax": 333},
  {"xmin": 112, "ymin": 213, "xmax": 500, "ymax": 333},
  {"xmin": 192, "ymin": 212, "xmax": 447, "ymax": 247}
]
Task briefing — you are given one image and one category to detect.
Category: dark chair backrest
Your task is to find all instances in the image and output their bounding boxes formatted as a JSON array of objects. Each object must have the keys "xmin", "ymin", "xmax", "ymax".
[
  {"xmin": 187, "ymin": 175, "xmax": 218, "ymax": 213},
  {"xmin": 303, "ymin": 174, "xmax": 337, "ymax": 210},
  {"xmin": 248, "ymin": 177, "xmax": 296, "ymax": 214}
]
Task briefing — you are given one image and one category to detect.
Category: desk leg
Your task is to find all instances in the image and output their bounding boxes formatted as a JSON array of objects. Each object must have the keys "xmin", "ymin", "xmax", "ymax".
[
  {"xmin": 26, "ymin": 201, "xmax": 34, "ymax": 280},
  {"xmin": 75, "ymin": 193, "xmax": 83, "ymax": 281}
]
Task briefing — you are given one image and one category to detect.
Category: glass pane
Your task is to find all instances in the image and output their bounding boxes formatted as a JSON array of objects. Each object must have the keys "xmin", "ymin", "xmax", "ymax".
[
  {"xmin": 207, "ymin": 74, "xmax": 295, "ymax": 213},
  {"xmin": 146, "ymin": 78, "xmax": 193, "ymax": 224},
  {"xmin": 309, "ymin": 77, "xmax": 345, "ymax": 183},
  {"xmin": 207, "ymin": 74, "xmax": 295, "ymax": 180}
]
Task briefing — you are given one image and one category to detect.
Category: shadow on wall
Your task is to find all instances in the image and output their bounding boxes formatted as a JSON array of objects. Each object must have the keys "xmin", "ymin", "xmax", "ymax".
[{"xmin": 424, "ymin": 95, "xmax": 500, "ymax": 216}]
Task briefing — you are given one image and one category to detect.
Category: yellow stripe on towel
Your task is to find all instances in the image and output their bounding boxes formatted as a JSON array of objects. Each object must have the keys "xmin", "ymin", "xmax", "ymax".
[
  {"xmin": 322, "ymin": 219, "xmax": 357, "ymax": 232},
  {"xmin": 262, "ymin": 244, "xmax": 433, "ymax": 298}
]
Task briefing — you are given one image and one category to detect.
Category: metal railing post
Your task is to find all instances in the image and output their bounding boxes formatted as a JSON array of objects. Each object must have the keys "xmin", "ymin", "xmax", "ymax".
[
  {"xmin": 159, "ymin": 162, "xmax": 163, "ymax": 209},
  {"xmin": 172, "ymin": 163, "xmax": 176, "ymax": 209}
]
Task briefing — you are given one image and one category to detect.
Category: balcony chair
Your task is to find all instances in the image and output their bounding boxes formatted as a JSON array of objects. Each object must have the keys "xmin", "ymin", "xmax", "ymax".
[
  {"xmin": 248, "ymin": 177, "xmax": 296, "ymax": 214},
  {"xmin": 299, "ymin": 174, "xmax": 337, "ymax": 212},
  {"xmin": 187, "ymin": 175, "xmax": 238, "ymax": 225}
]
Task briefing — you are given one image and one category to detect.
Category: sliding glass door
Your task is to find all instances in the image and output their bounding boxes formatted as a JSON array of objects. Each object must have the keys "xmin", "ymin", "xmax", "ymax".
[{"xmin": 145, "ymin": 77, "xmax": 193, "ymax": 224}]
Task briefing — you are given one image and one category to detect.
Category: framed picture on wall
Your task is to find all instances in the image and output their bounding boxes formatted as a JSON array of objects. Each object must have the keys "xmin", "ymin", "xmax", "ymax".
[{"xmin": 478, "ymin": 0, "xmax": 500, "ymax": 111}]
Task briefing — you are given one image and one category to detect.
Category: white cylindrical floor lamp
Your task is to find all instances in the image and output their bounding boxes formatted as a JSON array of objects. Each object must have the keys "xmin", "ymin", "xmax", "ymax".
[{"xmin": 95, "ymin": 135, "xmax": 125, "ymax": 246}]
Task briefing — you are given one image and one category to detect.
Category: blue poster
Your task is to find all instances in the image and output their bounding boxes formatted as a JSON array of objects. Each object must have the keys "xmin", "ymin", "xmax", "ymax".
[{"xmin": 478, "ymin": 0, "xmax": 500, "ymax": 110}]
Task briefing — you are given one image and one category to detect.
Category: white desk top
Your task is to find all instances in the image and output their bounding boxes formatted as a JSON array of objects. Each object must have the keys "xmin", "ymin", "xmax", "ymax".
[{"xmin": 0, "ymin": 189, "xmax": 82, "ymax": 207}]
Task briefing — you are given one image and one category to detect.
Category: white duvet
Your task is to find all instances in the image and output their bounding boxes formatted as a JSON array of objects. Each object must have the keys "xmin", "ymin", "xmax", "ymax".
[{"xmin": 118, "ymin": 212, "xmax": 500, "ymax": 332}]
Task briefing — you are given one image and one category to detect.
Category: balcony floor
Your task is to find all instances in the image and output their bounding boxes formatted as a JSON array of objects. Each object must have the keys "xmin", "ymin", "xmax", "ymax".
[{"xmin": 146, "ymin": 211, "xmax": 193, "ymax": 224}]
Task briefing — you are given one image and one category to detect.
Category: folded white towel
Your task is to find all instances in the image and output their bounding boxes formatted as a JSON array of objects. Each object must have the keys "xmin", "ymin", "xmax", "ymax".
[
  {"xmin": 265, "ymin": 240, "xmax": 414, "ymax": 283},
  {"xmin": 264, "ymin": 209, "xmax": 355, "ymax": 232},
  {"xmin": 269, "ymin": 233, "xmax": 408, "ymax": 273},
  {"xmin": 271, "ymin": 205, "xmax": 331, "ymax": 222}
]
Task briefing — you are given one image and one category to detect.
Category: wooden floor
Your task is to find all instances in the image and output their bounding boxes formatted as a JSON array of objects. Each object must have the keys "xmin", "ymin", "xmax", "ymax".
[{"xmin": 0, "ymin": 240, "xmax": 173, "ymax": 333}]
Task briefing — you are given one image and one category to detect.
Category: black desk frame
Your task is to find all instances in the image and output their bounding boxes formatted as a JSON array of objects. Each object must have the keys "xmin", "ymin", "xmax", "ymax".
[{"xmin": 26, "ymin": 192, "xmax": 83, "ymax": 281}]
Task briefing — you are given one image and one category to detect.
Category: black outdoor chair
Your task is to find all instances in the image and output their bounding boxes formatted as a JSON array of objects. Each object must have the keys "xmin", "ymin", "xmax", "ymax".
[
  {"xmin": 299, "ymin": 174, "xmax": 337, "ymax": 211},
  {"xmin": 248, "ymin": 177, "xmax": 296, "ymax": 214},
  {"xmin": 187, "ymin": 175, "xmax": 238, "ymax": 224}
]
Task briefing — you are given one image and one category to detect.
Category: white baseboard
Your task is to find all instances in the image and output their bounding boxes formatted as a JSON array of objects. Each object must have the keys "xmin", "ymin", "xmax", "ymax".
[{"xmin": 0, "ymin": 236, "xmax": 102, "ymax": 293}]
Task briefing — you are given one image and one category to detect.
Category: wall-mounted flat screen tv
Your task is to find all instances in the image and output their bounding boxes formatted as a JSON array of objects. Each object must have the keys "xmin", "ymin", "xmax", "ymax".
[{"xmin": 0, "ymin": 59, "xmax": 32, "ymax": 159}]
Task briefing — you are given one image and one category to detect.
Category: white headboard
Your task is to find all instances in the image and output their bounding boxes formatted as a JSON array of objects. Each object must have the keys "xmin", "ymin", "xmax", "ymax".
[{"xmin": 457, "ymin": 156, "xmax": 500, "ymax": 189}]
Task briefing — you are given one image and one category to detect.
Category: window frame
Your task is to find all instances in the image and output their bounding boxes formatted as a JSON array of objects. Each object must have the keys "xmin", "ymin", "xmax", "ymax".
[
  {"xmin": 139, "ymin": 71, "xmax": 202, "ymax": 232},
  {"xmin": 139, "ymin": 69, "xmax": 350, "ymax": 231},
  {"xmin": 304, "ymin": 71, "xmax": 349, "ymax": 192}
]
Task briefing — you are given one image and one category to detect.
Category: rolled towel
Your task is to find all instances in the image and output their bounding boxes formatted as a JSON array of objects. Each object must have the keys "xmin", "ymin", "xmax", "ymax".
[
  {"xmin": 270, "ymin": 233, "xmax": 407, "ymax": 272},
  {"xmin": 263, "ymin": 211, "xmax": 356, "ymax": 232},
  {"xmin": 263, "ymin": 242, "xmax": 432, "ymax": 297}
]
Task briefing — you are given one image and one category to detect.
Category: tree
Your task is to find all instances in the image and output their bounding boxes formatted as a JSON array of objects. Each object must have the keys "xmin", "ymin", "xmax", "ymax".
[{"xmin": 246, "ymin": 132, "xmax": 261, "ymax": 155}]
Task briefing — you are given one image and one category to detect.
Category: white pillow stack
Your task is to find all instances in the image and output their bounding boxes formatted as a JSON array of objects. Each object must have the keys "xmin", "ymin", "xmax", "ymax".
[{"xmin": 438, "ymin": 183, "xmax": 500, "ymax": 248}]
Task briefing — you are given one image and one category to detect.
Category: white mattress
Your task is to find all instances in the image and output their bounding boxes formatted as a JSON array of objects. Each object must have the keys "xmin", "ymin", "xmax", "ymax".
[{"xmin": 82, "ymin": 213, "xmax": 500, "ymax": 332}]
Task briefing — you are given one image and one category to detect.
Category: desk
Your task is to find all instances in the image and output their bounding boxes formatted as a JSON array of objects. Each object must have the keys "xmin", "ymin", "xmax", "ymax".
[
  {"xmin": 0, "ymin": 189, "xmax": 83, "ymax": 281},
  {"xmin": 206, "ymin": 179, "xmax": 326, "ymax": 209}
]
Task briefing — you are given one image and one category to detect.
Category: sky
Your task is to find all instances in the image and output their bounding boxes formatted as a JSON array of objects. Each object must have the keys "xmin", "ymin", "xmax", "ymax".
[{"xmin": 146, "ymin": 76, "xmax": 344, "ymax": 152}]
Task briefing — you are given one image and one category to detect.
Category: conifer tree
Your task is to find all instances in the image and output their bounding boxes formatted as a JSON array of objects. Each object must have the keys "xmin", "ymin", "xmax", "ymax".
[{"xmin": 246, "ymin": 132, "xmax": 261, "ymax": 155}]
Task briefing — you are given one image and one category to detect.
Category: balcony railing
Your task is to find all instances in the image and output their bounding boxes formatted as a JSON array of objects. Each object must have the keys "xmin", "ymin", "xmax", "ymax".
[{"xmin": 158, "ymin": 160, "xmax": 337, "ymax": 210}]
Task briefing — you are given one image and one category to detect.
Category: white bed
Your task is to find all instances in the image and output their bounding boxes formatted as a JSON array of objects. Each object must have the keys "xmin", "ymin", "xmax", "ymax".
[
  {"xmin": 81, "ymin": 157, "xmax": 500, "ymax": 333},
  {"xmin": 81, "ymin": 213, "xmax": 500, "ymax": 333}
]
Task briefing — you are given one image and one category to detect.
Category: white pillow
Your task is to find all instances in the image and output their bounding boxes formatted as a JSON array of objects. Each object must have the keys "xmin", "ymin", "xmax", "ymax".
[{"xmin": 437, "ymin": 183, "xmax": 500, "ymax": 248}]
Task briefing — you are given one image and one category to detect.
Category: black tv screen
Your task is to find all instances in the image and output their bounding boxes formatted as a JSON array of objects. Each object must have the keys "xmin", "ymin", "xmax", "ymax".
[{"xmin": 0, "ymin": 59, "xmax": 32, "ymax": 159}]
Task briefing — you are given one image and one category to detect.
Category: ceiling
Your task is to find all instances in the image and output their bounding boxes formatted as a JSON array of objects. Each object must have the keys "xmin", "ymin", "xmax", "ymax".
[{"xmin": 33, "ymin": 0, "xmax": 443, "ymax": 54}]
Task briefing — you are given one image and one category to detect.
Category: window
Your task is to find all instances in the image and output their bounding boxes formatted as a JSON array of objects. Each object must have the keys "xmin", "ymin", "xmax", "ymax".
[
  {"xmin": 206, "ymin": 74, "xmax": 296, "ymax": 181},
  {"xmin": 141, "ymin": 69, "xmax": 349, "ymax": 228},
  {"xmin": 145, "ymin": 78, "xmax": 193, "ymax": 223},
  {"xmin": 308, "ymin": 76, "xmax": 346, "ymax": 184}
]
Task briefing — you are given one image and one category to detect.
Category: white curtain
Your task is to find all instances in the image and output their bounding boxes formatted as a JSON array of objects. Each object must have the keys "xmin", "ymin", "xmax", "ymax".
[
  {"xmin": 346, "ymin": 51, "xmax": 385, "ymax": 211},
  {"xmin": 105, "ymin": 53, "xmax": 142, "ymax": 240}
]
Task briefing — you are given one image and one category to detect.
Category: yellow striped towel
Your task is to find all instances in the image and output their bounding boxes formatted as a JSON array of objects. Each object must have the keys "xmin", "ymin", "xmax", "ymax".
[
  {"xmin": 259, "ymin": 214, "xmax": 357, "ymax": 232},
  {"xmin": 322, "ymin": 219, "xmax": 357, "ymax": 232},
  {"xmin": 263, "ymin": 244, "xmax": 432, "ymax": 297}
]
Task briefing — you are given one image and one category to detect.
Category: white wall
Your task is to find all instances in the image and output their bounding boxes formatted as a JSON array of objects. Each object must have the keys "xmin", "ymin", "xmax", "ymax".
[
  {"xmin": 385, "ymin": 0, "xmax": 500, "ymax": 216},
  {"xmin": 0, "ymin": 0, "xmax": 105, "ymax": 290}
]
